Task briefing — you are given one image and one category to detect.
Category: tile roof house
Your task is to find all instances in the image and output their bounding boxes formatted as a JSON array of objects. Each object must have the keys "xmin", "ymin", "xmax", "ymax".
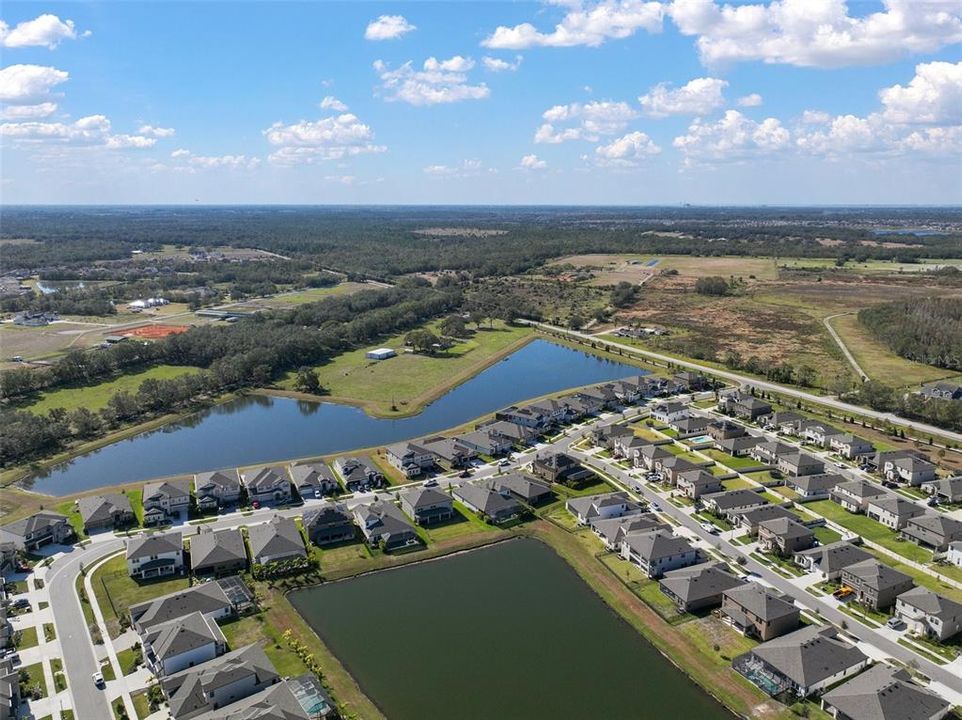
[
  {"xmin": 883, "ymin": 456, "xmax": 937, "ymax": 486},
  {"xmin": 453, "ymin": 482, "xmax": 521, "ymax": 524},
  {"xmin": 721, "ymin": 583, "xmax": 800, "ymax": 641},
  {"xmin": 566, "ymin": 492, "xmax": 644, "ymax": 526},
  {"xmin": 757, "ymin": 517, "xmax": 815, "ymax": 557},
  {"xmin": 289, "ymin": 463, "xmax": 338, "ymax": 499},
  {"xmin": 821, "ymin": 664, "xmax": 951, "ymax": 720},
  {"xmin": 864, "ymin": 495, "xmax": 926, "ymax": 530},
  {"xmin": 302, "ymin": 502, "xmax": 355, "ymax": 546},
  {"xmin": 193, "ymin": 470, "xmax": 242, "ymax": 512},
  {"xmin": 620, "ymin": 529, "xmax": 700, "ymax": 578},
  {"xmin": 162, "ymin": 643, "xmax": 280, "ymax": 720},
  {"xmin": 794, "ymin": 541, "xmax": 872, "ymax": 581},
  {"xmin": 385, "ymin": 441, "xmax": 436, "ymax": 478},
  {"xmin": 127, "ymin": 531, "xmax": 184, "ymax": 581},
  {"xmin": 247, "ymin": 516, "xmax": 306, "ymax": 565},
  {"xmin": 922, "ymin": 476, "xmax": 962, "ymax": 504},
  {"xmin": 352, "ymin": 501, "xmax": 419, "ymax": 550},
  {"xmin": 143, "ymin": 478, "xmax": 192, "ymax": 526},
  {"xmin": 590, "ymin": 514, "xmax": 664, "ymax": 551},
  {"xmin": 701, "ymin": 489, "xmax": 768, "ymax": 518},
  {"xmin": 78, "ymin": 493, "xmax": 135, "ymax": 533},
  {"xmin": 143, "ymin": 609, "xmax": 227, "ymax": 677},
  {"xmin": 658, "ymin": 563, "xmax": 743, "ymax": 612},
  {"xmin": 242, "ymin": 466, "xmax": 293, "ymax": 507},
  {"xmin": 733, "ymin": 625, "xmax": 869, "ymax": 698},
  {"xmin": 840, "ymin": 559, "xmax": 915, "ymax": 611},
  {"xmin": 398, "ymin": 486, "xmax": 455, "ymax": 525},
  {"xmin": 129, "ymin": 581, "xmax": 239, "ymax": 634},
  {"xmin": 900, "ymin": 514, "xmax": 962, "ymax": 552},
  {"xmin": 190, "ymin": 528, "xmax": 248, "ymax": 576},
  {"xmin": 676, "ymin": 469, "xmax": 723, "ymax": 500},
  {"xmin": 830, "ymin": 480, "xmax": 889, "ymax": 513},
  {"xmin": 785, "ymin": 473, "xmax": 844, "ymax": 500},
  {"xmin": 895, "ymin": 586, "xmax": 962, "ymax": 642},
  {"xmin": 0, "ymin": 510, "xmax": 74, "ymax": 551},
  {"xmin": 479, "ymin": 473, "xmax": 553, "ymax": 505}
]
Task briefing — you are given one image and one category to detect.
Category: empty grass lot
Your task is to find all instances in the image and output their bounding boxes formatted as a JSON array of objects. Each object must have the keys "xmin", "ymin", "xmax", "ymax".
[
  {"xmin": 280, "ymin": 320, "xmax": 532, "ymax": 416},
  {"xmin": 260, "ymin": 282, "xmax": 369, "ymax": 307},
  {"xmin": 91, "ymin": 554, "xmax": 188, "ymax": 638},
  {"xmin": 218, "ymin": 614, "xmax": 309, "ymax": 677},
  {"xmin": 702, "ymin": 450, "xmax": 762, "ymax": 471},
  {"xmin": 22, "ymin": 365, "xmax": 201, "ymax": 414},
  {"xmin": 805, "ymin": 500, "xmax": 934, "ymax": 565}
]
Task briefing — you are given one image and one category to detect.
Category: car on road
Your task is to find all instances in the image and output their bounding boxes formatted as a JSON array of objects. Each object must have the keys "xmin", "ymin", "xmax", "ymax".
[
  {"xmin": 886, "ymin": 617, "xmax": 905, "ymax": 630},
  {"xmin": 498, "ymin": 459, "xmax": 510, "ymax": 467},
  {"xmin": 649, "ymin": 503, "xmax": 662, "ymax": 512},
  {"xmin": 700, "ymin": 522, "xmax": 719, "ymax": 534},
  {"xmin": 92, "ymin": 671, "xmax": 105, "ymax": 688},
  {"xmin": 458, "ymin": 470, "xmax": 472, "ymax": 478},
  {"xmin": 423, "ymin": 478, "xmax": 439, "ymax": 487}
]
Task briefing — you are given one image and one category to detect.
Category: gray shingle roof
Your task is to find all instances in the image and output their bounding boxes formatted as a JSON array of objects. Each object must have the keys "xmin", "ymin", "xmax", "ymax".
[
  {"xmin": 190, "ymin": 528, "xmax": 247, "ymax": 570},
  {"xmin": 822, "ymin": 664, "xmax": 949, "ymax": 720},
  {"xmin": 145, "ymin": 610, "xmax": 224, "ymax": 663},
  {"xmin": 703, "ymin": 489, "xmax": 768, "ymax": 512},
  {"xmin": 723, "ymin": 583, "xmax": 799, "ymax": 623},
  {"xmin": 454, "ymin": 483, "xmax": 520, "ymax": 517},
  {"xmin": 659, "ymin": 564, "xmax": 743, "ymax": 605},
  {"xmin": 194, "ymin": 470, "xmax": 240, "ymax": 492},
  {"xmin": 622, "ymin": 529, "xmax": 695, "ymax": 562},
  {"xmin": 896, "ymin": 586, "xmax": 962, "ymax": 623},
  {"xmin": 77, "ymin": 493, "xmax": 132, "ymax": 526},
  {"xmin": 758, "ymin": 516, "xmax": 814, "ymax": 541},
  {"xmin": 795, "ymin": 541, "xmax": 872, "ymax": 574},
  {"xmin": 126, "ymin": 531, "xmax": 182, "ymax": 562},
  {"xmin": 399, "ymin": 486, "xmax": 451, "ymax": 510},
  {"xmin": 129, "ymin": 580, "xmax": 233, "ymax": 631},
  {"xmin": 0, "ymin": 511, "xmax": 68, "ymax": 538},
  {"xmin": 750, "ymin": 625, "xmax": 867, "ymax": 688},
  {"xmin": 842, "ymin": 559, "xmax": 914, "ymax": 593},
  {"xmin": 247, "ymin": 516, "xmax": 305, "ymax": 561}
]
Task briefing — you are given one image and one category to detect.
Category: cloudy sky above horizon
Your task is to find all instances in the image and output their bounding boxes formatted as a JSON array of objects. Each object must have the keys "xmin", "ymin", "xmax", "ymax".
[{"xmin": 2, "ymin": 1, "xmax": 961, "ymax": 205}]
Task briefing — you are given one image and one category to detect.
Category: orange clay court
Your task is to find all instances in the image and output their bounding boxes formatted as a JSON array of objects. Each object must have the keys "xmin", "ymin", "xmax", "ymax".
[{"xmin": 116, "ymin": 324, "xmax": 189, "ymax": 339}]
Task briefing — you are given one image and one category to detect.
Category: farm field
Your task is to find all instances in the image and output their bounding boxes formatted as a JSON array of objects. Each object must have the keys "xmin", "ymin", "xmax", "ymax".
[
  {"xmin": 279, "ymin": 320, "xmax": 532, "ymax": 416},
  {"xmin": 549, "ymin": 254, "xmax": 779, "ymax": 285},
  {"xmin": 257, "ymin": 282, "xmax": 371, "ymax": 307},
  {"xmin": 21, "ymin": 364, "xmax": 201, "ymax": 414}
]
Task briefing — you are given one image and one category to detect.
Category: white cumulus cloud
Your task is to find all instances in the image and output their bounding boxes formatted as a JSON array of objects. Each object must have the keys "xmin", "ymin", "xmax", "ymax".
[
  {"xmin": 374, "ymin": 56, "xmax": 489, "ymax": 105},
  {"xmin": 519, "ymin": 153, "xmax": 548, "ymax": 170},
  {"xmin": 593, "ymin": 131, "xmax": 662, "ymax": 166},
  {"xmin": 0, "ymin": 64, "xmax": 68, "ymax": 107},
  {"xmin": 879, "ymin": 61, "xmax": 962, "ymax": 124},
  {"xmin": 320, "ymin": 96, "xmax": 349, "ymax": 112},
  {"xmin": 263, "ymin": 111, "xmax": 386, "ymax": 165},
  {"xmin": 138, "ymin": 125, "xmax": 176, "ymax": 138},
  {"xmin": 0, "ymin": 14, "xmax": 86, "ymax": 49},
  {"xmin": 364, "ymin": 15, "xmax": 416, "ymax": 41},
  {"xmin": 535, "ymin": 100, "xmax": 638, "ymax": 143},
  {"xmin": 482, "ymin": 55, "xmax": 523, "ymax": 72},
  {"xmin": 423, "ymin": 159, "xmax": 486, "ymax": 177},
  {"xmin": 639, "ymin": 77, "xmax": 728, "ymax": 117},
  {"xmin": 737, "ymin": 93, "xmax": 763, "ymax": 107},
  {"xmin": 483, "ymin": 0, "xmax": 664, "ymax": 48},
  {"xmin": 0, "ymin": 114, "xmax": 159, "ymax": 149},
  {"xmin": 1, "ymin": 102, "xmax": 57, "ymax": 120},
  {"xmin": 673, "ymin": 109, "xmax": 790, "ymax": 164}
]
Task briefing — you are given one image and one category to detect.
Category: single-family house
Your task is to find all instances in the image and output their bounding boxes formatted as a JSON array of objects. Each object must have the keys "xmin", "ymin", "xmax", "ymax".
[
  {"xmin": 785, "ymin": 473, "xmax": 844, "ymax": 500},
  {"xmin": 162, "ymin": 643, "xmax": 280, "ymax": 720},
  {"xmin": 651, "ymin": 401, "xmax": 689, "ymax": 424},
  {"xmin": 673, "ymin": 371, "xmax": 711, "ymax": 391},
  {"xmin": 247, "ymin": 516, "xmax": 306, "ymax": 565},
  {"xmin": 479, "ymin": 473, "xmax": 553, "ymax": 505},
  {"xmin": 189, "ymin": 528, "xmax": 248, "ymax": 576},
  {"xmin": 385, "ymin": 442, "xmax": 436, "ymax": 478},
  {"xmin": 660, "ymin": 456, "xmax": 703, "ymax": 486},
  {"xmin": 334, "ymin": 456, "xmax": 386, "ymax": 492},
  {"xmin": 672, "ymin": 414, "xmax": 712, "ymax": 435},
  {"xmin": 635, "ymin": 444, "xmax": 673, "ymax": 470},
  {"xmin": 751, "ymin": 441, "xmax": 793, "ymax": 465},
  {"xmin": 731, "ymin": 504, "xmax": 799, "ymax": 535},
  {"xmin": 821, "ymin": 664, "xmax": 951, "ymax": 720},
  {"xmin": 701, "ymin": 489, "xmax": 768, "ymax": 518},
  {"xmin": 241, "ymin": 466, "xmax": 292, "ymax": 507},
  {"xmin": 761, "ymin": 411, "xmax": 805, "ymax": 434},
  {"xmin": 676, "ymin": 469, "xmax": 723, "ymax": 499},
  {"xmin": 733, "ymin": 625, "xmax": 869, "ymax": 698},
  {"xmin": 453, "ymin": 483, "xmax": 521, "ymax": 524},
  {"xmin": 353, "ymin": 501, "xmax": 419, "ymax": 550},
  {"xmin": 289, "ymin": 463, "xmax": 338, "ymax": 499},
  {"xmin": 78, "ymin": 493, "xmax": 135, "ymax": 533},
  {"xmin": 495, "ymin": 404, "xmax": 552, "ymax": 429},
  {"xmin": 620, "ymin": 529, "xmax": 700, "ymax": 578},
  {"xmin": 577, "ymin": 384, "xmax": 620, "ymax": 408},
  {"xmin": 420, "ymin": 437, "xmax": 477, "ymax": 468},
  {"xmin": 193, "ymin": 470, "xmax": 241, "ymax": 512},
  {"xmin": 830, "ymin": 480, "xmax": 889, "ymax": 513},
  {"xmin": 474, "ymin": 420, "xmax": 540, "ymax": 446},
  {"xmin": 776, "ymin": 452, "xmax": 825, "ymax": 478},
  {"xmin": 895, "ymin": 586, "xmax": 962, "ymax": 642},
  {"xmin": 189, "ymin": 678, "xmax": 317, "ymax": 720},
  {"xmin": 920, "ymin": 381, "xmax": 962, "ymax": 401},
  {"xmin": 757, "ymin": 517, "xmax": 816, "ymax": 556},
  {"xmin": 610, "ymin": 377, "xmax": 644, "ymax": 403},
  {"xmin": 864, "ymin": 495, "xmax": 925, "ymax": 530},
  {"xmin": 399, "ymin": 486, "xmax": 454, "ymax": 525},
  {"xmin": 839, "ymin": 559, "xmax": 915, "ymax": 611},
  {"xmin": 658, "ymin": 563, "xmax": 743, "ymax": 612},
  {"xmin": 142, "ymin": 479, "xmax": 192, "ymax": 526},
  {"xmin": 922, "ymin": 476, "xmax": 962, "ymax": 504},
  {"xmin": 708, "ymin": 420, "xmax": 746, "ymax": 441},
  {"xmin": 592, "ymin": 423, "xmax": 635, "ymax": 451},
  {"xmin": 531, "ymin": 452, "xmax": 592, "ymax": 485},
  {"xmin": 900, "ymin": 514, "xmax": 962, "ymax": 552},
  {"xmin": 883, "ymin": 456, "xmax": 937, "ymax": 486},
  {"xmin": 302, "ymin": 502, "xmax": 355, "ymax": 546},
  {"xmin": 129, "ymin": 580, "xmax": 244, "ymax": 634},
  {"xmin": 794, "ymin": 541, "xmax": 872, "ymax": 581},
  {"xmin": 590, "ymin": 514, "xmax": 664, "ymax": 551},
  {"xmin": 127, "ymin": 531, "xmax": 184, "ymax": 580},
  {"xmin": 721, "ymin": 583, "xmax": 800, "ymax": 641},
  {"xmin": 566, "ymin": 492, "xmax": 644, "ymax": 526},
  {"xmin": 829, "ymin": 434, "xmax": 875, "ymax": 460},
  {"xmin": 803, "ymin": 424, "xmax": 844, "ymax": 449},
  {"xmin": 717, "ymin": 435, "xmax": 762, "ymax": 457},
  {"xmin": 949, "ymin": 542, "xmax": 962, "ymax": 568},
  {"xmin": 720, "ymin": 393, "xmax": 773, "ymax": 421},
  {"xmin": 143, "ymin": 610, "xmax": 227, "ymax": 677}
]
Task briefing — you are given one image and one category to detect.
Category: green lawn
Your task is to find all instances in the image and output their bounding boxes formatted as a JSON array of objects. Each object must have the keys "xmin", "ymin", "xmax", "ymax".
[
  {"xmin": 812, "ymin": 525, "xmax": 843, "ymax": 545},
  {"xmin": 631, "ymin": 426, "xmax": 666, "ymax": 442},
  {"xmin": 422, "ymin": 502, "xmax": 499, "ymax": 543},
  {"xmin": 279, "ymin": 320, "xmax": 532, "ymax": 416},
  {"xmin": 131, "ymin": 689, "xmax": 152, "ymax": 720},
  {"xmin": 805, "ymin": 501, "xmax": 934, "ymax": 564},
  {"xmin": 100, "ymin": 659, "xmax": 116, "ymax": 682},
  {"xmin": 117, "ymin": 646, "xmax": 143, "ymax": 676},
  {"xmin": 678, "ymin": 616, "xmax": 758, "ymax": 667},
  {"xmin": 703, "ymin": 450, "xmax": 762, "ymax": 470},
  {"xmin": 23, "ymin": 364, "xmax": 201, "ymax": 414},
  {"xmin": 19, "ymin": 661, "xmax": 47, "ymax": 698},
  {"xmin": 91, "ymin": 554, "xmax": 188, "ymax": 638},
  {"xmin": 599, "ymin": 553, "xmax": 696, "ymax": 625},
  {"xmin": 263, "ymin": 282, "xmax": 369, "ymax": 306},
  {"xmin": 721, "ymin": 477, "xmax": 753, "ymax": 491},
  {"xmin": 864, "ymin": 549, "xmax": 962, "ymax": 604},
  {"xmin": 219, "ymin": 615, "xmax": 309, "ymax": 677},
  {"xmin": 43, "ymin": 623, "xmax": 55, "ymax": 642},
  {"xmin": 15, "ymin": 626, "xmax": 38, "ymax": 650}
]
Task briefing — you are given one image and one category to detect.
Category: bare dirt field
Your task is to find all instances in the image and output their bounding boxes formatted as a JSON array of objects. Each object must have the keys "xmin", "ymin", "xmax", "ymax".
[
  {"xmin": 117, "ymin": 324, "xmax": 189, "ymax": 339},
  {"xmin": 550, "ymin": 254, "xmax": 779, "ymax": 285}
]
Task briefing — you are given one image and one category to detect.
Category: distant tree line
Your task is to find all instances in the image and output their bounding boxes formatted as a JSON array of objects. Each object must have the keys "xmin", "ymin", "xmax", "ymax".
[
  {"xmin": 859, "ymin": 297, "xmax": 962, "ymax": 371},
  {"xmin": 849, "ymin": 380, "xmax": 962, "ymax": 433}
]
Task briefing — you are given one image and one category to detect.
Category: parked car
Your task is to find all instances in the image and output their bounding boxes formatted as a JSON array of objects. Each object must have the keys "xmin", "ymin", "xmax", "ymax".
[
  {"xmin": 700, "ymin": 522, "xmax": 719, "ymax": 535},
  {"xmin": 423, "ymin": 478, "xmax": 439, "ymax": 488},
  {"xmin": 498, "ymin": 459, "xmax": 510, "ymax": 467},
  {"xmin": 458, "ymin": 470, "xmax": 472, "ymax": 478},
  {"xmin": 92, "ymin": 671, "xmax": 105, "ymax": 688},
  {"xmin": 886, "ymin": 617, "xmax": 905, "ymax": 630}
]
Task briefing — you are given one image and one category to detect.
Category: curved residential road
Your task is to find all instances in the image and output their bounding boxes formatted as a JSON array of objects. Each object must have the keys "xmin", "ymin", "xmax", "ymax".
[
  {"xmin": 523, "ymin": 321, "xmax": 962, "ymax": 445},
  {"xmin": 823, "ymin": 313, "xmax": 868, "ymax": 381}
]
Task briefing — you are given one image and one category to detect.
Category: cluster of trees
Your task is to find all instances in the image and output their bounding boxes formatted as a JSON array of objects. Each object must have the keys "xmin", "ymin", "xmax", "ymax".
[
  {"xmin": 694, "ymin": 276, "xmax": 731, "ymax": 296},
  {"xmin": 859, "ymin": 298, "xmax": 962, "ymax": 371},
  {"xmin": 1, "ymin": 287, "xmax": 116, "ymax": 316},
  {"xmin": 611, "ymin": 281, "xmax": 641, "ymax": 308},
  {"xmin": 721, "ymin": 351, "xmax": 819, "ymax": 387},
  {"xmin": 850, "ymin": 380, "xmax": 962, "ymax": 433}
]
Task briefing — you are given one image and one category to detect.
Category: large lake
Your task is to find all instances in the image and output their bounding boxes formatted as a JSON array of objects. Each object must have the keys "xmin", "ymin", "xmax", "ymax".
[
  {"xmin": 27, "ymin": 339, "xmax": 642, "ymax": 495},
  {"xmin": 290, "ymin": 539, "xmax": 732, "ymax": 720}
]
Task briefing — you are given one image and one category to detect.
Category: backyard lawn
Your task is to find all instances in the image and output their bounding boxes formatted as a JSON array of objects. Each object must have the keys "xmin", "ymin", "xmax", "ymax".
[
  {"xmin": 422, "ymin": 502, "xmax": 499, "ymax": 543},
  {"xmin": 91, "ymin": 555, "xmax": 188, "ymax": 638},
  {"xmin": 721, "ymin": 477, "xmax": 753, "ymax": 491},
  {"xmin": 805, "ymin": 501, "xmax": 934, "ymax": 564},
  {"xmin": 702, "ymin": 450, "xmax": 763, "ymax": 470},
  {"xmin": 280, "ymin": 320, "xmax": 532, "ymax": 416},
  {"xmin": 218, "ymin": 614, "xmax": 309, "ymax": 678},
  {"xmin": 19, "ymin": 661, "xmax": 47, "ymax": 698}
]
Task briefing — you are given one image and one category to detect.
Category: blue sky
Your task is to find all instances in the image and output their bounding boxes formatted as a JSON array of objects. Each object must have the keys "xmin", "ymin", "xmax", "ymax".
[{"xmin": 1, "ymin": 1, "xmax": 961, "ymax": 204}]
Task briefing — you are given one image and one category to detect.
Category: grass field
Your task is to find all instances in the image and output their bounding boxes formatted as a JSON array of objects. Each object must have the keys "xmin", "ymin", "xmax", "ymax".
[
  {"xmin": 702, "ymin": 450, "xmax": 762, "ymax": 470},
  {"xmin": 0, "ymin": 322, "xmax": 105, "ymax": 363},
  {"xmin": 23, "ymin": 364, "xmax": 201, "ymax": 414},
  {"xmin": 828, "ymin": 313, "xmax": 960, "ymax": 389},
  {"xmin": 805, "ymin": 500, "xmax": 934, "ymax": 564},
  {"xmin": 91, "ymin": 554, "xmax": 188, "ymax": 638},
  {"xmin": 219, "ymin": 614, "xmax": 309, "ymax": 677},
  {"xmin": 422, "ymin": 502, "xmax": 498, "ymax": 543},
  {"xmin": 550, "ymin": 254, "xmax": 779, "ymax": 284},
  {"xmin": 280, "ymin": 320, "xmax": 532, "ymax": 416},
  {"xmin": 19, "ymin": 661, "xmax": 47, "ymax": 698},
  {"xmin": 259, "ymin": 282, "xmax": 370, "ymax": 307}
]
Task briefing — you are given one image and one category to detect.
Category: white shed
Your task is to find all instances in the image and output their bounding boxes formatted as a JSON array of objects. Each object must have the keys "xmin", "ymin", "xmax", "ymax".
[{"xmin": 366, "ymin": 348, "xmax": 396, "ymax": 361}]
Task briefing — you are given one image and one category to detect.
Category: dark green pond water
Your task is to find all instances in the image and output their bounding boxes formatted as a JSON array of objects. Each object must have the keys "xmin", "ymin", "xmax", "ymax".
[{"xmin": 290, "ymin": 539, "xmax": 733, "ymax": 720}]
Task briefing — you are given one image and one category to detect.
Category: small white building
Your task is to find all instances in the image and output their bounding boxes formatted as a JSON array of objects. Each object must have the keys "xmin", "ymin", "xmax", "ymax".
[{"xmin": 365, "ymin": 348, "xmax": 396, "ymax": 361}]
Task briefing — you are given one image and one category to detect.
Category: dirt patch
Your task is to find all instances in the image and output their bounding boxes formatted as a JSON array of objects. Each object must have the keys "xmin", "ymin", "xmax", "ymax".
[{"xmin": 117, "ymin": 324, "xmax": 189, "ymax": 339}]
